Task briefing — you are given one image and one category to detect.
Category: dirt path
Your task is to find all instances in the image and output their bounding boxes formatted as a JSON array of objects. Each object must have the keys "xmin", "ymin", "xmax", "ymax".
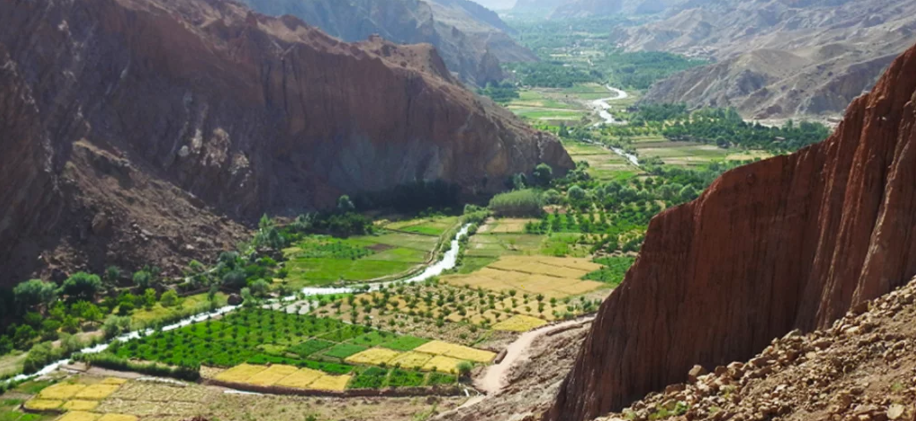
[{"xmin": 474, "ymin": 317, "xmax": 594, "ymax": 395}]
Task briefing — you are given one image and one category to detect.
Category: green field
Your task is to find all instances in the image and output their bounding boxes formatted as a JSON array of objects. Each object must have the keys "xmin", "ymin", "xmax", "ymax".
[
  {"xmin": 130, "ymin": 292, "xmax": 229, "ymax": 329},
  {"xmin": 284, "ymin": 227, "xmax": 446, "ymax": 287},
  {"xmin": 633, "ymin": 138, "xmax": 772, "ymax": 168},
  {"xmin": 111, "ymin": 308, "xmax": 425, "ymax": 371}
]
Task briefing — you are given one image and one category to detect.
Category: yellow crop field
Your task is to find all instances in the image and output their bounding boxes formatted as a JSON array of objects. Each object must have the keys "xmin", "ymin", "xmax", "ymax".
[
  {"xmin": 345, "ymin": 348, "xmax": 401, "ymax": 365},
  {"xmin": 245, "ymin": 364, "xmax": 300, "ymax": 386},
  {"xmin": 97, "ymin": 415, "xmax": 139, "ymax": 421},
  {"xmin": 57, "ymin": 412, "xmax": 100, "ymax": 421},
  {"xmin": 492, "ymin": 315, "xmax": 549, "ymax": 332},
  {"xmin": 23, "ymin": 399, "xmax": 63, "ymax": 411},
  {"xmin": 414, "ymin": 341, "xmax": 495, "ymax": 363},
  {"xmin": 274, "ymin": 368, "xmax": 324, "ymax": 389},
  {"xmin": 421, "ymin": 356, "xmax": 463, "ymax": 374},
  {"xmin": 389, "ymin": 352, "xmax": 434, "ymax": 369},
  {"xmin": 214, "ymin": 364, "xmax": 268, "ymax": 383},
  {"xmin": 40, "ymin": 384, "xmax": 87, "ymax": 400},
  {"xmin": 445, "ymin": 255, "xmax": 604, "ymax": 299},
  {"xmin": 101, "ymin": 378, "xmax": 128, "ymax": 385},
  {"xmin": 74, "ymin": 384, "xmax": 120, "ymax": 400},
  {"xmin": 308, "ymin": 374, "xmax": 351, "ymax": 392},
  {"xmin": 63, "ymin": 400, "xmax": 100, "ymax": 411}
]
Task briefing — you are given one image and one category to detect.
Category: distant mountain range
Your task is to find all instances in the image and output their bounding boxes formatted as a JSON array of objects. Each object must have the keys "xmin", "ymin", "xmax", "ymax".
[
  {"xmin": 240, "ymin": 0, "xmax": 538, "ymax": 86},
  {"xmin": 612, "ymin": 0, "xmax": 916, "ymax": 118}
]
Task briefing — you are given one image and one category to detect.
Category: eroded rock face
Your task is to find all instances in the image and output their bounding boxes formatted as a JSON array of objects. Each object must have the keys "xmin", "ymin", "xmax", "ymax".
[
  {"xmin": 546, "ymin": 42, "xmax": 916, "ymax": 421},
  {"xmin": 0, "ymin": 0, "xmax": 571, "ymax": 284}
]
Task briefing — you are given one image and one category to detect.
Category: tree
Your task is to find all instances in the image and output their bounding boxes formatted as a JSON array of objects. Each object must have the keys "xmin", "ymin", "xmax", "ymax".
[
  {"xmin": 457, "ymin": 361, "xmax": 473, "ymax": 379},
  {"xmin": 533, "ymin": 163, "xmax": 553, "ymax": 187},
  {"xmin": 160, "ymin": 290, "xmax": 180, "ymax": 307},
  {"xmin": 102, "ymin": 315, "xmax": 131, "ymax": 339},
  {"xmin": 61, "ymin": 272, "xmax": 101, "ymax": 301},
  {"xmin": 337, "ymin": 195, "xmax": 356, "ymax": 212},
  {"xmin": 568, "ymin": 185, "xmax": 587, "ymax": 202},
  {"xmin": 13, "ymin": 279, "xmax": 58, "ymax": 313},
  {"xmin": 133, "ymin": 270, "xmax": 153, "ymax": 290},
  {"xmin": 221, "ymin": 270, "xmax": 247, "ymax": 289},
  {"xmin": 679, "ymin": 185, "xmax": 699, "ymax": 202},
  {"xmin": 142, "ymin": 289, "xmax": 157, "ymax": 309},
  {"xmin": 250, "ymin": 279, "xmax": 271, "ymax": 297},
  {"xmin": 23, "ymin": 342, "xmax": 53, "ymax": 374}
]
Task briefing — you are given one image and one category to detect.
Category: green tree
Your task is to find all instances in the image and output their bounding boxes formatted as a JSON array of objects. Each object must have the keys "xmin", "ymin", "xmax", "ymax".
[
  {"xmin": 133, "ymin": 270, "xmax": 153, "ymax": 290},
  {"xmin": 337, "ymin": 195, "xmax": 356, "ymax": 212},
  {"xmin": 533, "ymin": 163, "xmax": 553, "ymax": 187},
  {"xmin": 457, "ymin": 361, "xmax": 473, "ymax": 379},
  {"xmin": 250, "ymin": 279, "xmax": 271, "ymax": 297},
  {"xmin": 142, "ymin": 289, "xmax": 157, "ymax": 309},
  {"xmin": 160, "ymin": 290, "xmax": 180, "ymax": 307},
  {"xmin": 61, "ymin": 272, "xmax": 101, "ymax": 301},
  {"xmin": 13, "ymin": 279, "xmax": 58, "ymax": 313},
  {"xmin": 221, "ymin": 270, "xmax": 247, "ymax": 289},
  {"xmin": 23, "ymin": 342, "xmax": 53, "ymax": 374},
  {"xmin": 568, "ymin": 185, "xmax": 587, "ymax": 202}
]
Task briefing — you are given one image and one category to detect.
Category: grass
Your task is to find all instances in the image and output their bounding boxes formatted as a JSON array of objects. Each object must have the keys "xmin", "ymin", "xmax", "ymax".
[
  {"xmin": 349, "ymin": 367, "xmax": 388, "ymax": 389},
  {"xmin": 289, "ymin": 340, "xmax": 335, "ymax": 358},
  {"xmin": 386, "ymin": 369, "xmax": 425, "ymax": 388},
  {"xmin": 0, "ymin": 351, "xmax": 26, "ymax": 379},
  {"xmin": 584, "ymin": 256, "xmax": 636, "ymax": 286},
  {"xmin": 130, "ymin": 292, "xmax": 228, "ymax": 329},
  {"xmin": 323, "ymin": 344, "xmax": 368, "ymax": 360},
  {"xmin": 284, "ymin": 227, "xmax": 447, "ymax": 287},
  {"xmin": 380, "ymin": 336, "xmax": 430, "ymax": 352}
]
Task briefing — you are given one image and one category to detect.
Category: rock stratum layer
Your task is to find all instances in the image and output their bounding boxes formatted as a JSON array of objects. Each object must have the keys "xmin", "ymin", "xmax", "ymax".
[
  {"xmin": 546, "ymin": 42, "xmax": 916, "ymax": 421},
  {"xmin": 0, "ymin": 0, "xmax": 571, "ymax": 284}
]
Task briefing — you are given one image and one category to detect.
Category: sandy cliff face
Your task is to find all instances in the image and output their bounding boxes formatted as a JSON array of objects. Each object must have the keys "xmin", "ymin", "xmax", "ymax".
[
  {"xmin": 0, "ymin": 0, "xmax": 571, "ymax": 284},
  {"xmin": 546, "ymin": 42, "xmax": 916, "ymax": 421}
]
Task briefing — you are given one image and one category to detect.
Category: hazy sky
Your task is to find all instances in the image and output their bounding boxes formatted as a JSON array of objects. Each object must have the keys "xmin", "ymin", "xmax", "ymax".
[{"xmin": 469, "ymin": 0, "xmax": 517, "ymax": 10}]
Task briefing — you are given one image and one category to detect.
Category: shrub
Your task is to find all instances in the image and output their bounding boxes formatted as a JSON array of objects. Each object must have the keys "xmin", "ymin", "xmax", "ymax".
[
  {"xmin": 160, "ymin": 290, "xmax": 180, "ymax": 307},
  {"xmin": 61, "ymin": 272, "xmax": 101, "ymax": 301},
  {"xmin": 13, "ymin": 280, "xmax": 58, "ymax": 314},
  {"xmin": 75, "ymin": 352, "xmax": 200, "ymax": 381},
  {"xmin": 488, "ymin": 189, "xmax": 543, "ymax": 217}
]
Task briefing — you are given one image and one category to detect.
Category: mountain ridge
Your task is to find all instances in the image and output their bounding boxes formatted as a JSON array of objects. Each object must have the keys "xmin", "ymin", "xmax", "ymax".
[
  {"xmin": 545, "ymin": 40, "xmax": 916, "ymax": 420},
  {"xmin": 0, "ymin": 0, "xmax": 571, "ymax": 284}
]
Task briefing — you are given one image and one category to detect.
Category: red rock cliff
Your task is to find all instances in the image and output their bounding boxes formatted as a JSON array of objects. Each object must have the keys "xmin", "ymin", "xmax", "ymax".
[
  {"xmin": 546, "ymin": 42, "xmax": 916, "ymax": 421},
  {"xmin": 0, "ymin": 0, "xmax": 572, "ymax": 283}
]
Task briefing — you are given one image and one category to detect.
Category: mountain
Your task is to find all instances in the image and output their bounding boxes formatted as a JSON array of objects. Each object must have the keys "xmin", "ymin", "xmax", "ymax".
[
  {"xmin": 512, "ymin": 0, "xmax": 667, "ymax": 17},
  {"xmin": 238, "ymin": 0, "xmax": 538, "ymax": 86},
  {"xmin": 617, "ymin": 0, "xmax": 916, "ymax": 118},
  {"xmin": 468, "ymin": 0, "xmax": 517, "ymax": 10},
  {"xmin": 546, "ymin": 41, "xmax": 916, "ymax": 421},
  {"xmin": 0, "ymin": 0, "xmax": 572, "ymax": 284}
]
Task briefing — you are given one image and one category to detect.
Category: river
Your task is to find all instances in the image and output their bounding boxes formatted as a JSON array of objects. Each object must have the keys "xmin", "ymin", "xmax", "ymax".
[
  {"xmin": 590, "ymin": 85, "xmax": 629, "ymax": 127},
  {"xmin": 4, "ymin": 224, "xmax": 472, "ymax": 385}
]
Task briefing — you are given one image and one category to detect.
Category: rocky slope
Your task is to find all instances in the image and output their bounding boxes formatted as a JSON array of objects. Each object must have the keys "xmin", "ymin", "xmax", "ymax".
[
  {"xmin": 620, "ymin": 0, "xmax": 916, "ymax": 118},
  {"xmin": 238, "ymin": 0, "xmax": 538, "ymax": 86},
  {"xmin": 513, "ymin": 0, "xmax": 667, "ymax": 18},
  {"xmin": 599, "ymin": 277, "xmax": 916, "ymax": 421},
  {"xmin": 0, "ymin": 0, "xmax": 571, "ymax": 284},
  {"xmin": 545, "ymin": 41, "xmax": 916, "ymax": 421}
]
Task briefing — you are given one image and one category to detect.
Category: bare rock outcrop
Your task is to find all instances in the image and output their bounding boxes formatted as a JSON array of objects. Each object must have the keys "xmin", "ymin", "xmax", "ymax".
[
  {"xmin": 0, "ymin": 0, "xmax": 571, "ymax": 283},
  {"xmin": 546, "ymin": 42, "xmax": 916, "ymax": 421}
]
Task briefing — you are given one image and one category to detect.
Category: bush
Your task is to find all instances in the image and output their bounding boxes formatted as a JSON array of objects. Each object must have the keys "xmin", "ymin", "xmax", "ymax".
[
  {"xmin": 103, "ymin": 315, "xmax": 132, "ymax": 339},
  {"xmin": 160, "ymin": 290, "xmax": 180, "ymax": 307},
  {"xmin": 61, "ymin": 272, "xmax": 101, "ymax": 301},
  {"xmin": 488, "ymin": 189, "xmax": 543, "ymax": 217},
  {"xmin": 75, "ymin": 352, "xmax": 200, "ymax": 381},
  {"xmin": 23, "ymin": 343, "xmax": 55, "ymax": 374},
  {"xmin": 13, "ymin": 280, "xmax": 57, "ymax": 314}
]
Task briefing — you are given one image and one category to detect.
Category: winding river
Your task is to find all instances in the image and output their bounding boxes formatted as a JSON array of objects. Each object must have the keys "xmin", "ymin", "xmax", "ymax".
[
  {"xmin": 590, "ymin": 85, "xmax": 629, "ymax": 127},
  {"xmin": 4, "ymin": 224, "xmax": 472, "ymax": 385}
]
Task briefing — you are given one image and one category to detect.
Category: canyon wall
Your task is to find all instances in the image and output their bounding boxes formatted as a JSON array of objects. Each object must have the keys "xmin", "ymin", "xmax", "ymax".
[
  {"xmin": 546, "ymin": 42, "xmax": 916, "ymax": 421},
  {"xmin": 0, "ymin": 0, "xmax": 571, "ymax": 283}
]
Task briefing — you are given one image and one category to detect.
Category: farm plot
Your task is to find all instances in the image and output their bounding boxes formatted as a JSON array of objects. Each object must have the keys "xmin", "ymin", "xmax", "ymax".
[
  {"xmin": 446, "ymin": 255, "xmax": 604, "ymax": 300},
  {"xmin": 283, "ymin": 230, "xmax": 440, "ymax": 287},
  {"xmin": 24, "ymin": 378, "xmax": 131, "ymax": 418},
  {"xmin": 384, "ymin": 217, "xmax": 459, "ymax": 236},
  {"xmin": 214, "ymin": 364, "xmax": 353, "ymax": 392},
  {"xmin": 562, "ymin": 140, "xmax": 634, "ymax": 181}
]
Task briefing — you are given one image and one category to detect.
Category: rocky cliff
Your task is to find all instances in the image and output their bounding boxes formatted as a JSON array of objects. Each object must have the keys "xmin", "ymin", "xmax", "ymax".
[
  {"xmin": 238, "ymin": 0, "xmax": 538, "ymax": 86},
  {"xmin": 546, "ymin": 42, "xmax": 916, "ymax": 421},
  {"xmin": 0, "ymin": 0, "xmax": 571, "ymax": 284}
]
